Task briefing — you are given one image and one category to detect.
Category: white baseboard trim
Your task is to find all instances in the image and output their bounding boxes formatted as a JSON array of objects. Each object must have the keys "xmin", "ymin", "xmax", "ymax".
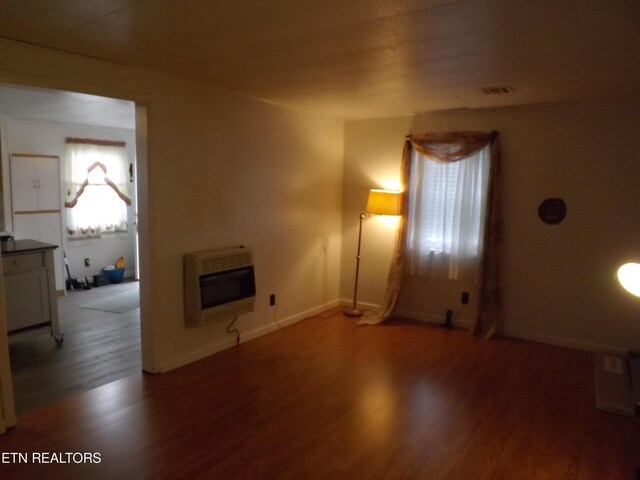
[
  {"xmin": 395, "ymin": 308, "xmax": 473, "ymax": 330},
  {"xmin": 337, "ymin": 300, "xmax": 474, "ymax": 330},
  {"xmin": 338, "ymin": 298, "xmax": 379, "ymax": 310},
  {"xmin": 159, "ymin": 299, "xmax": 628, "ymax": 372},
  {"xmin": 159, "ymin": 337, "xmax": 238, "ymax": 373},
  {"xmin": 242, "ymin": 299, "xmax": 342, "ymax": 342},
  {"xmin": 346, "ymin": 303, "xmax": 625, "ymax": 354},
  {"xmin": 502, "ymin": 327, "xmax": 628, "ymax": 356},
  {"xmin": 159, "ymin": 299, "xmax": 342, "ymax": 372},
  {"xmin": 399, "ymin": 310, "xmax": 626, "ymax": 355}
]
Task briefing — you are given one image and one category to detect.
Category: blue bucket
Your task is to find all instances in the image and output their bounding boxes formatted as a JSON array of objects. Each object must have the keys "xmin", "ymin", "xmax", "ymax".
[{"xmin": 104, "ymin": 268, "xmax": 125, "ymax": 284}]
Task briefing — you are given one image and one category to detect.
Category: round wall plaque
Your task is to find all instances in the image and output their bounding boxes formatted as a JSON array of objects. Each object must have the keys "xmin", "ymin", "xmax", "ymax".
[{"xmin": 538, "ymin": 198, "xmax": 566, "ymax": 225}]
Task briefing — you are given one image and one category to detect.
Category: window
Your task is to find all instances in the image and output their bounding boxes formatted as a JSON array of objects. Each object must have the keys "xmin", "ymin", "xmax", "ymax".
[
  {"xmin": 64, "ymin": 139, "xmax": 131, "ymax": 240},
  {"xmin": 406, "ymin": 144, "xmax": 490, "ymax": 281}
]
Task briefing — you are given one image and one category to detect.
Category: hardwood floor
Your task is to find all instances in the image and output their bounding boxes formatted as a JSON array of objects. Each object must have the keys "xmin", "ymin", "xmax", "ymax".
[
  {"xmin": 8, "ymin": 280, "xmax": 140, "ymax": 414},
  {"xmin": 0, "ymin": 310, "xmax": 638, "ymax": 479}
]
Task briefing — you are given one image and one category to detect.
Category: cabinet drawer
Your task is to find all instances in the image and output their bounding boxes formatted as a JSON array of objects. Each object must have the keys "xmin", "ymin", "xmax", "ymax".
[{"xmin": 2, "ymin": 252, "xmax": 44, "ymax": 273}]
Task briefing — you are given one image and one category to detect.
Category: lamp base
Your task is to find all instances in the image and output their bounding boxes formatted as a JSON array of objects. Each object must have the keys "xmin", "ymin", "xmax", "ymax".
[{"xmin": 343, "ymin": 308, "xmax": 364, "ymax": 318}]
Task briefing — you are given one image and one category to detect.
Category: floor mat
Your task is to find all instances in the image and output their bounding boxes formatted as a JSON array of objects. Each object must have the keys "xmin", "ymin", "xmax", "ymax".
[{"xmin": 79, "ymin": 289, "xmax": 140, "ymax": 314}]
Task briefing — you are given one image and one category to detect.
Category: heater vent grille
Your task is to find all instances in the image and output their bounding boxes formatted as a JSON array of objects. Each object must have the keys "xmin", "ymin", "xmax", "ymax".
[
  {"xmin": 201, "ymin": 252, "xmax": 252, "ymax": 274},
  {"xmin": 201, "ymin": 300, "xmax": 253, "ymax": 325}
]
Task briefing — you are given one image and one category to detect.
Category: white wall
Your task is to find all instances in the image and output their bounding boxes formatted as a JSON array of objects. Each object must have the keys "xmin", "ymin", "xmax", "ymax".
[
  {"xmin": 342, "ymin": 97, "xmax": 640, "ymax": 353},
  {"xmin": 0, "ymin": 39, "xmax": 344, "ymax": 376},
  {"xmin": 2, "ymin": 118, "xmax": 137, "ymax": 288},
  {"xmin": 150, "ymin": 89, "xmax": 344, "ymax": 370}
]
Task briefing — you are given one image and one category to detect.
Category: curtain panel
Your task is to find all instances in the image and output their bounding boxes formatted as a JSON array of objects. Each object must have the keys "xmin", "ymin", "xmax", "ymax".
[
  {"xmin": 64, "ymin": 140, "xmax": 132, "ymax": 240},
  {"xmin": 406, "ymin": 144, "xmax": 490, "ymax": 280},
  {"xmin": 359, "ymin": 131, "xmax": 501, "ymax": 338}
]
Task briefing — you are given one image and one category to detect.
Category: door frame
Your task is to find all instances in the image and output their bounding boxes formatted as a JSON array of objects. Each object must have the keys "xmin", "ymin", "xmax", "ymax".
[
  {"xmin": 0, "ymin": 84, "xmax": 154, "ymax": 429},
  {"xmin": 0, "ymin": 250, "xmax": 16, "ymax": 431}
]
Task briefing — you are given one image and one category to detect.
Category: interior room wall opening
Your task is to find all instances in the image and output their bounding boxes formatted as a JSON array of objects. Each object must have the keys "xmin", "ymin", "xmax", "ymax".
[{"xmin": 0, "ymin": 82, "xmax": 143, "ymax": 414}]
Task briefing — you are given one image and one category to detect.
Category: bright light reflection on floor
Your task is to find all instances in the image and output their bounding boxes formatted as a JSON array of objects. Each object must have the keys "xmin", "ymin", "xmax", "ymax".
[{"xmin": 359, "ymin": 379, "xmax": 396, "ymax": 444}]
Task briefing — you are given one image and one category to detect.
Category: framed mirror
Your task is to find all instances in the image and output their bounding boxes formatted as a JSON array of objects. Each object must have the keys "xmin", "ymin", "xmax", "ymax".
[{"xmin": 538, "ymin": 198, "xmax": 566, "ymax": 225}]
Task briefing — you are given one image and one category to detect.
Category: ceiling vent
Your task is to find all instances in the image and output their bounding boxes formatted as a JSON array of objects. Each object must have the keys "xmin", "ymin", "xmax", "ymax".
[{"xmin": 480, "ymin": 86, "xmax": 515, "ymax": 95}]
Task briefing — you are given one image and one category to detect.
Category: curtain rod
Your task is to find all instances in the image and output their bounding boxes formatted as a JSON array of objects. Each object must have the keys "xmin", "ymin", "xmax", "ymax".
[{"xmin": 66, "ymin": 137, "xmax": 126, "ymax": 147}]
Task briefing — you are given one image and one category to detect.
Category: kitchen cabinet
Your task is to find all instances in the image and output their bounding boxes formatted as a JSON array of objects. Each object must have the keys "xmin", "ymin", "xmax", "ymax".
[
  {"xmin": 1, "ymin": 239, "xmax": 61, "ymax": 341},
  {"xmin": 10, "ymin": 154, "xmax": 64, "ymax": 291},
  {"xmin": 10, "ymin": 154, "xmax": 60, "ymax": 213}
]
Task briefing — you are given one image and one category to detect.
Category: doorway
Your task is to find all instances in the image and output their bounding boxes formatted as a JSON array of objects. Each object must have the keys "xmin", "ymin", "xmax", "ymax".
[{"xmin": 0, "ymin": 83, "xmax": 147, "ymax": 415}]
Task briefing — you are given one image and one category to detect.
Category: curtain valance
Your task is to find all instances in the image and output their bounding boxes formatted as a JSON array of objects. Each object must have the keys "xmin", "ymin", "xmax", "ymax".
[{"xmin": 407, "ymin": 131, "xmax": 498, "ymax": 163}]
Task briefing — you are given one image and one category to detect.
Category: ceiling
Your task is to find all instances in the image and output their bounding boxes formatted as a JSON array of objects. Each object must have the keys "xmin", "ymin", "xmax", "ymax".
[
  {"xmin": 0, "ymin": 83, "xmax": 135, "ymax": 130},
  {"xmin": 0, "ymin": 0, "xmax": 639, "ymax": 121}
]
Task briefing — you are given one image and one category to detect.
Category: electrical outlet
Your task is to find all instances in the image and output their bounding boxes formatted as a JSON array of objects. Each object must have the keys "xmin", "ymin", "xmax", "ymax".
[
  {"xmin": 603, "ymin": 355, "xmax": 624, "ymax": 375},
  {"xmin": 84, "ymin": 258, "xmax": 90, "ymax": 267},
  {"xmin": 461, "ymin": 291, "xmax": 469, "ymax": 304},
  {"xmin": 269, "ymin": 294, "xmax": 276, "ymax": 306}
]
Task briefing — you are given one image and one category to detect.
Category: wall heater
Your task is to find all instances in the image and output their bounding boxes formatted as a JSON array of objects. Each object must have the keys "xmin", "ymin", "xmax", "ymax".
[{"xmin": 184, "ymin": 246, "xmax": 256, "ymax": 328}]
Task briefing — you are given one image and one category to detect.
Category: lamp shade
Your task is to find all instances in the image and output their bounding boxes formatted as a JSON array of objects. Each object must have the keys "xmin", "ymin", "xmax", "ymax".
[
  {"xmin": 617, "ymin": 262, "xmax": 640, "ymax": 297},
  {"xmin": 366, "ymin": 189, "xmax": 400, "ymax": 216}
]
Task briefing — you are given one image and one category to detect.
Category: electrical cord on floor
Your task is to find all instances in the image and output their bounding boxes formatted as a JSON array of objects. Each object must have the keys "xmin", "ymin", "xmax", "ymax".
[
  {"xmin": 272, "ymin": 302, "xmax": 285, "ymax": 330},
  {"xmin": 445, "ymin": 304, "xmax": 468, "ymax": 329},
  {"xmin": 227, "ymin": 315, "xmax": 240, "ymax": 346}
]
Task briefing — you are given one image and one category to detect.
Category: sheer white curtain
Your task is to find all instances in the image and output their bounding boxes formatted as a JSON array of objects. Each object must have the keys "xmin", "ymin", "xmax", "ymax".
[
  {"xmin": 65, "ymin": 142, "xmax": 131, "ymax": 240},
  {"xmin": 406, "ymin": 144, "xmax": 490, "ymax": 281}
]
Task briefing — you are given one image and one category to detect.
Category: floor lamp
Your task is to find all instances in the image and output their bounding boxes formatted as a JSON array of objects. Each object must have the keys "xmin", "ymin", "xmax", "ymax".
[
  {"xmin": 344, "ymin": 189, "xmax": 401, "ymax": 317},
  {"xmin": 595, "ymin": 262, "xmax": 640, "ymax": 415},
  {"xmin": 618, "ymin": 262, "xmax": 640, "ymax": 298}
]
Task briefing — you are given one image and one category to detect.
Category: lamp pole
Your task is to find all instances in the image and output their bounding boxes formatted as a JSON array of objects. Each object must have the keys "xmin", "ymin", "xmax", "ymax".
[
  {"xmin": 343, "ymin": 188, "xmax": 400, "ymax": 318},
  {"xmin": 344, "ymin": 213, "xmax": 365, "ymax": 317}
]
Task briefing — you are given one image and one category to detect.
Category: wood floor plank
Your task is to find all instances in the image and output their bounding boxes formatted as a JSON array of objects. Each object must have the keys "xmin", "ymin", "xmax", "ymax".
[
  {"xmin": 8, "ymin": 281, "xmax": 141, "ymax": 413},
  {"xmin": 0, "ymin": 311, "xmax": 638, "ymax": 479}
]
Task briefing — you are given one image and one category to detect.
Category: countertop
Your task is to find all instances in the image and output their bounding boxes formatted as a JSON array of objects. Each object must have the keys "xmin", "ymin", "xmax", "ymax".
[{"xmin": 1, "ymin": 239, "xmax": 58, "ymax": 255}]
